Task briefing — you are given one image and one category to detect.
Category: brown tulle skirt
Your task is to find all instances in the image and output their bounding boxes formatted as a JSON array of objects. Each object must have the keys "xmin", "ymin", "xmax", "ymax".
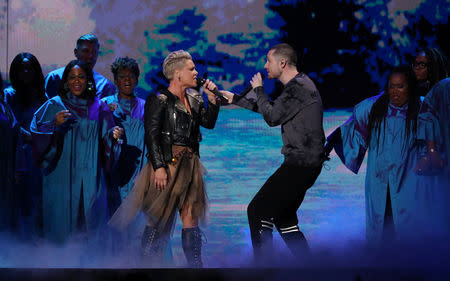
[{"xmin": 108, "ymin": 145, "xmax": 208, "ymax": 232}]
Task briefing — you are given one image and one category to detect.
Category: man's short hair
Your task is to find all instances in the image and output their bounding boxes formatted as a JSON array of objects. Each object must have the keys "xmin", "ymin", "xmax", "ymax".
[
  {"xmin": 162, "ymin": 50, "xmax": 192, "ymax": 81},
  {"xmin": 270, "ymin": 43, "xmax": 297, "ymax": 67},
  {"xmin": 76, "ymin": 34, "xmax": 99, "ymax": 50}
]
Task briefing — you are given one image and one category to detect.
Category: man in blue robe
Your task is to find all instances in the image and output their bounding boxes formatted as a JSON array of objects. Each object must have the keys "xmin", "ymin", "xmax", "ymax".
[{"xmin": 45, "ymin": 34, "xmax": 116, "ymax": 99}]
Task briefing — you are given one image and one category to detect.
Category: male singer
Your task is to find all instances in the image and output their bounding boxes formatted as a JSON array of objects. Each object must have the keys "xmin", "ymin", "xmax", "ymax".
[{"xmin": 221, "ymin": 43, "xmax": 326, "ymax": 264}]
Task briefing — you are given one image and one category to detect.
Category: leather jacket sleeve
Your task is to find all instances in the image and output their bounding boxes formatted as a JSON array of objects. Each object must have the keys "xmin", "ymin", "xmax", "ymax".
[
  {"xmin": 144, "ymin": 93, "xmax": 169, "ymax": 170},
  {"xmin": 199, "ymin": 99, "xmax": 220, "ymax": 129}
]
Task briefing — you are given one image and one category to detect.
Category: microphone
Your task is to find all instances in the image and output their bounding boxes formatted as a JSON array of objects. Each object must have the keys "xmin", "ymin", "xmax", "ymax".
[
  {"xmin": 241, "ymin": 85, "xmax": 253, "ymax": 96},
  {"xmin": 235, "ymin": 73, "xmax": 265, "ymax": 101},
  {"xmin": 196, "ymin": 77, "xmax": 224, "ymax": 98}
]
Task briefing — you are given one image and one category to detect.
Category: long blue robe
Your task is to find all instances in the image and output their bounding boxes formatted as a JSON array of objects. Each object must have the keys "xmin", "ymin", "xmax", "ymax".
[
  {"xmin": 419, "ymin": 78, "xmax": 450, "ymax": 238},
  {"xmin": 101, "ymin": 94, "xmax": 151, "ymax": 259},
  {"xmin": 423, "ymin": 78, "xmax": 450, "ymax": 179},
  {"xmin": 30, "ymin": 93, "xmax": 120, "ymax": 243},
  {"xmin": 333, "ymin": 94, "xmax": 438, "ymax": 245},
  {"xmin": 3, "ymin": 87, "xmax": 45, "ymax": 238},
  {"xmin": 0, "ymin": 99, "xmax": 24, "ymax": 234},
  {"xmin": 102, "ymin": 94, "xmax": 174, "ymax": 263},
  {"xmin": 101, "ymin": 94, "xmax": 146, "ymax": 203}
]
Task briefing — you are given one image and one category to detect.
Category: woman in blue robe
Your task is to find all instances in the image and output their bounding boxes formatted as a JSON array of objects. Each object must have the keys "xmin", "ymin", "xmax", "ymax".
[
  {"xmin": 102, "ymin": 57, "xmax": 173, "ymax": 264},
  {"xmin": 101, "ymin": 57, "xmax": 147, "ymax": 255},
  {"xmin": 102, "ymin": 57, "xmax": 146, "ymax": 205},
  {"xmin": 325, "ymin": 66, "xmax": 439, "ymax": 246},
  {"xmin": 412, "ymin": 49, "xmax": 449, "ymax": 240},
  {"xmin": 422, "ymin": 78, "xmax": 450, "ymax": 180},
  {"xmin": 3, "ymin": 53, "xmax": 47, "ymax": 239},
  {"xmin": 30, "ymin": 60, "xmax": 123, "ymax": 244},
  {"xmin": 412, "ymin": 47, "xmax": 448, "ymax": 97},
  {"xmin": 0, "ymin": 73, "xmax": 25, "ymax": 236},
  {"xmin": 417, "ymin": 77, "xmax": 450, "ymax": 240}
]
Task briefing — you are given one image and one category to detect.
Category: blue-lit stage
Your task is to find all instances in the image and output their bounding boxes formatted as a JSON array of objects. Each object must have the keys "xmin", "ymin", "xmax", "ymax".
[
  {"xmin": 1, "ymin": 108, "xmax": 365, "ymax": 268},
  {"xmin": 1, "ymin": 107, "xmax": 449, "ymax": 280}
]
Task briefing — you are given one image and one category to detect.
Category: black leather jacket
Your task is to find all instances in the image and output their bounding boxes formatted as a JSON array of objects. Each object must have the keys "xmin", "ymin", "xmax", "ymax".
[{"xmin": 144, "ymin": 88, "xmax": 219, "ymax": 170}]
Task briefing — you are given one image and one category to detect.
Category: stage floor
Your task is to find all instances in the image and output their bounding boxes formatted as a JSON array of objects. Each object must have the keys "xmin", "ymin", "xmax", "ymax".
[{"xmin": 0, "ymin": 267, "xmax": 439, "ymax": 281}]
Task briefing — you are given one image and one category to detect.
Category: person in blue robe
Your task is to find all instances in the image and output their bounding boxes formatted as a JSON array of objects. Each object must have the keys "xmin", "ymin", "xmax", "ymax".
[
  {"xmin": 3, "ymin": 52, "xmax": 47, "ymax": 240},
  {"xmin": 325, "ymin": 66, "xmax": 439, "ymax": 246},
  {"xmin": 101, "ymin": 57, "xmax": 147, "ymax": 255},
  {"xmin": 415, "ymin": 77, "xmax": 450, "ymax": 241},
  {"xmin": 0, "ymin": 73, "xmax": 25, "ymax": 236},
  {"xmin": 45, "ymin": 34, "xmax": 116, "ymax": 99},
  {"xmin": 102, "ymin": 57, "xmax": 173, "ymax": 264},
  {"xmin": 423, "ymin": 78, "xmax": 450, "ymax": 180},
  {"xmin": 30, "ymin": 60, "xmax": 123, "ymax": 244},
  {"xmin": 102, "ymin": 57, "xmax": 146, "ymax": 205},
  {"xmin": 412, "ymin": 48, "xmax": 448, "ymax": 97}
]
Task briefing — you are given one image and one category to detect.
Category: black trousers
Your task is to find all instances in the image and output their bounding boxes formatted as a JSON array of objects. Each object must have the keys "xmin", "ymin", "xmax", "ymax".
[{"xmin": 247, "ymin": 162, "xmax": 322, "ymax": 256}]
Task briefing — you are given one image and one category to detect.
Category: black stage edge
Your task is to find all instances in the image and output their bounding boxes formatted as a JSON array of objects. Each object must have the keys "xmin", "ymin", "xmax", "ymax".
[{"xmin": 1, "ymin": 268, "xmax": 448, "ymax": 281}]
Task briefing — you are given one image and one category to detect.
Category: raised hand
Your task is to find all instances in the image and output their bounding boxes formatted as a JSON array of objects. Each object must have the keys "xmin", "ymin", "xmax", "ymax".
[
  {"xmin": 55, "ymin": 110, "xmax": 71, "ymax": 127},
  {"xmin": 250, "ymin": 72, "xmax": 263, "ymax": 88}
]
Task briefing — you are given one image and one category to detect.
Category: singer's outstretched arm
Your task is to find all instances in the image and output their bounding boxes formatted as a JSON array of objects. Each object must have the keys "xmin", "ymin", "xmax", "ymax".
[{"xmin": 220, "ymin": 90, "xmax": 259, "ymax": 113}]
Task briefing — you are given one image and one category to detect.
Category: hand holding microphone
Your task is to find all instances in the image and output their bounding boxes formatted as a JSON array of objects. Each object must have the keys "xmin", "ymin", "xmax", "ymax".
[
  {"xmin": 250, "ymin": 72, "xmax": 264, "ymax": 89},
  {"xmin": 196, "ymin": 77, "xmax": 223, "ymax": 97},
  {"xmin": 196, "ymin": 77, "xmax": 229, "ymax": 105},
  {"xmin": 196, "ymin": 72, "xmax": 265, "ymax": 105},
  {"xmin": 232, "ymin": 72, "xmax": 265, "ymax": 102}
]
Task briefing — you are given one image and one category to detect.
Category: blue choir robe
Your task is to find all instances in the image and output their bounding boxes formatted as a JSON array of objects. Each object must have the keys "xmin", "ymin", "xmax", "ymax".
[
  {"xmin": 423, "ymin": 78, "xmax": 450, "ymax": 179},
  {"xmin": 333, "ymin": 94, "xmax": 438, "ymax": 245},
  {"xmin": 101, "ymin": 94, "xmax": 146, "ymax": 204},
  {"xmin": 30, "ymin": 93, "xmax": 120, "ymax": 243},
  {"xmin": 0, "ymin": 99, "xmax": 25, "ymax": 233},
  {"xmin": 102, "ymin": 94, "xmax": 173, "ymax": 263},
  {"xmin": 3, "ymin": 87, "xmax": 45, "ymax": 237},
  {"xmin": 45, "ymin": 67, "xmax": 116, "ymax": 99},
  {"xmin": 419, "ymin": 78, "xmax": 450, "ymax": 238}
]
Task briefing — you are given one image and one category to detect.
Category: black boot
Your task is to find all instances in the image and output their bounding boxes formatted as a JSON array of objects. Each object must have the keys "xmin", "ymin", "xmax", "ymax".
[
  {"xmin": 279, "ymin": 225, "xmax": 310, "ymax": 260},
  {"xmin": 181, "ymin": 227, "xmax": 203, "ymax": 268},
  {"xmin": 141, "ymin": 226, "xmax": 169, "ymax": 267}
]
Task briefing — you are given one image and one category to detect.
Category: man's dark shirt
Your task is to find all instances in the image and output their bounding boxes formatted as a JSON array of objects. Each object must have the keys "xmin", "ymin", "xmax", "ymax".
[{"xmin": 233, "ymin": 73, "xmax": 325, "ymax": 167}]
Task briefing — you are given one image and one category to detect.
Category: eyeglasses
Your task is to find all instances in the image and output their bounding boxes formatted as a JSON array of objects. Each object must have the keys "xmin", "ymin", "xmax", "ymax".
[{"xmin": 412, "ymin": 61, "xmax": 427, "ymax": 69}]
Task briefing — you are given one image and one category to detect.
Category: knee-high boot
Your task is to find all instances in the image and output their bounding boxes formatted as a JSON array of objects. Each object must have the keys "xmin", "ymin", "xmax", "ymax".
[
  {"xmin": 141, "ymin": 225, "xmax": 169, "ymax": 266},
  {"xmin": 181, "ymin": 226, "xmax": 203, "ymax": 268}
]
